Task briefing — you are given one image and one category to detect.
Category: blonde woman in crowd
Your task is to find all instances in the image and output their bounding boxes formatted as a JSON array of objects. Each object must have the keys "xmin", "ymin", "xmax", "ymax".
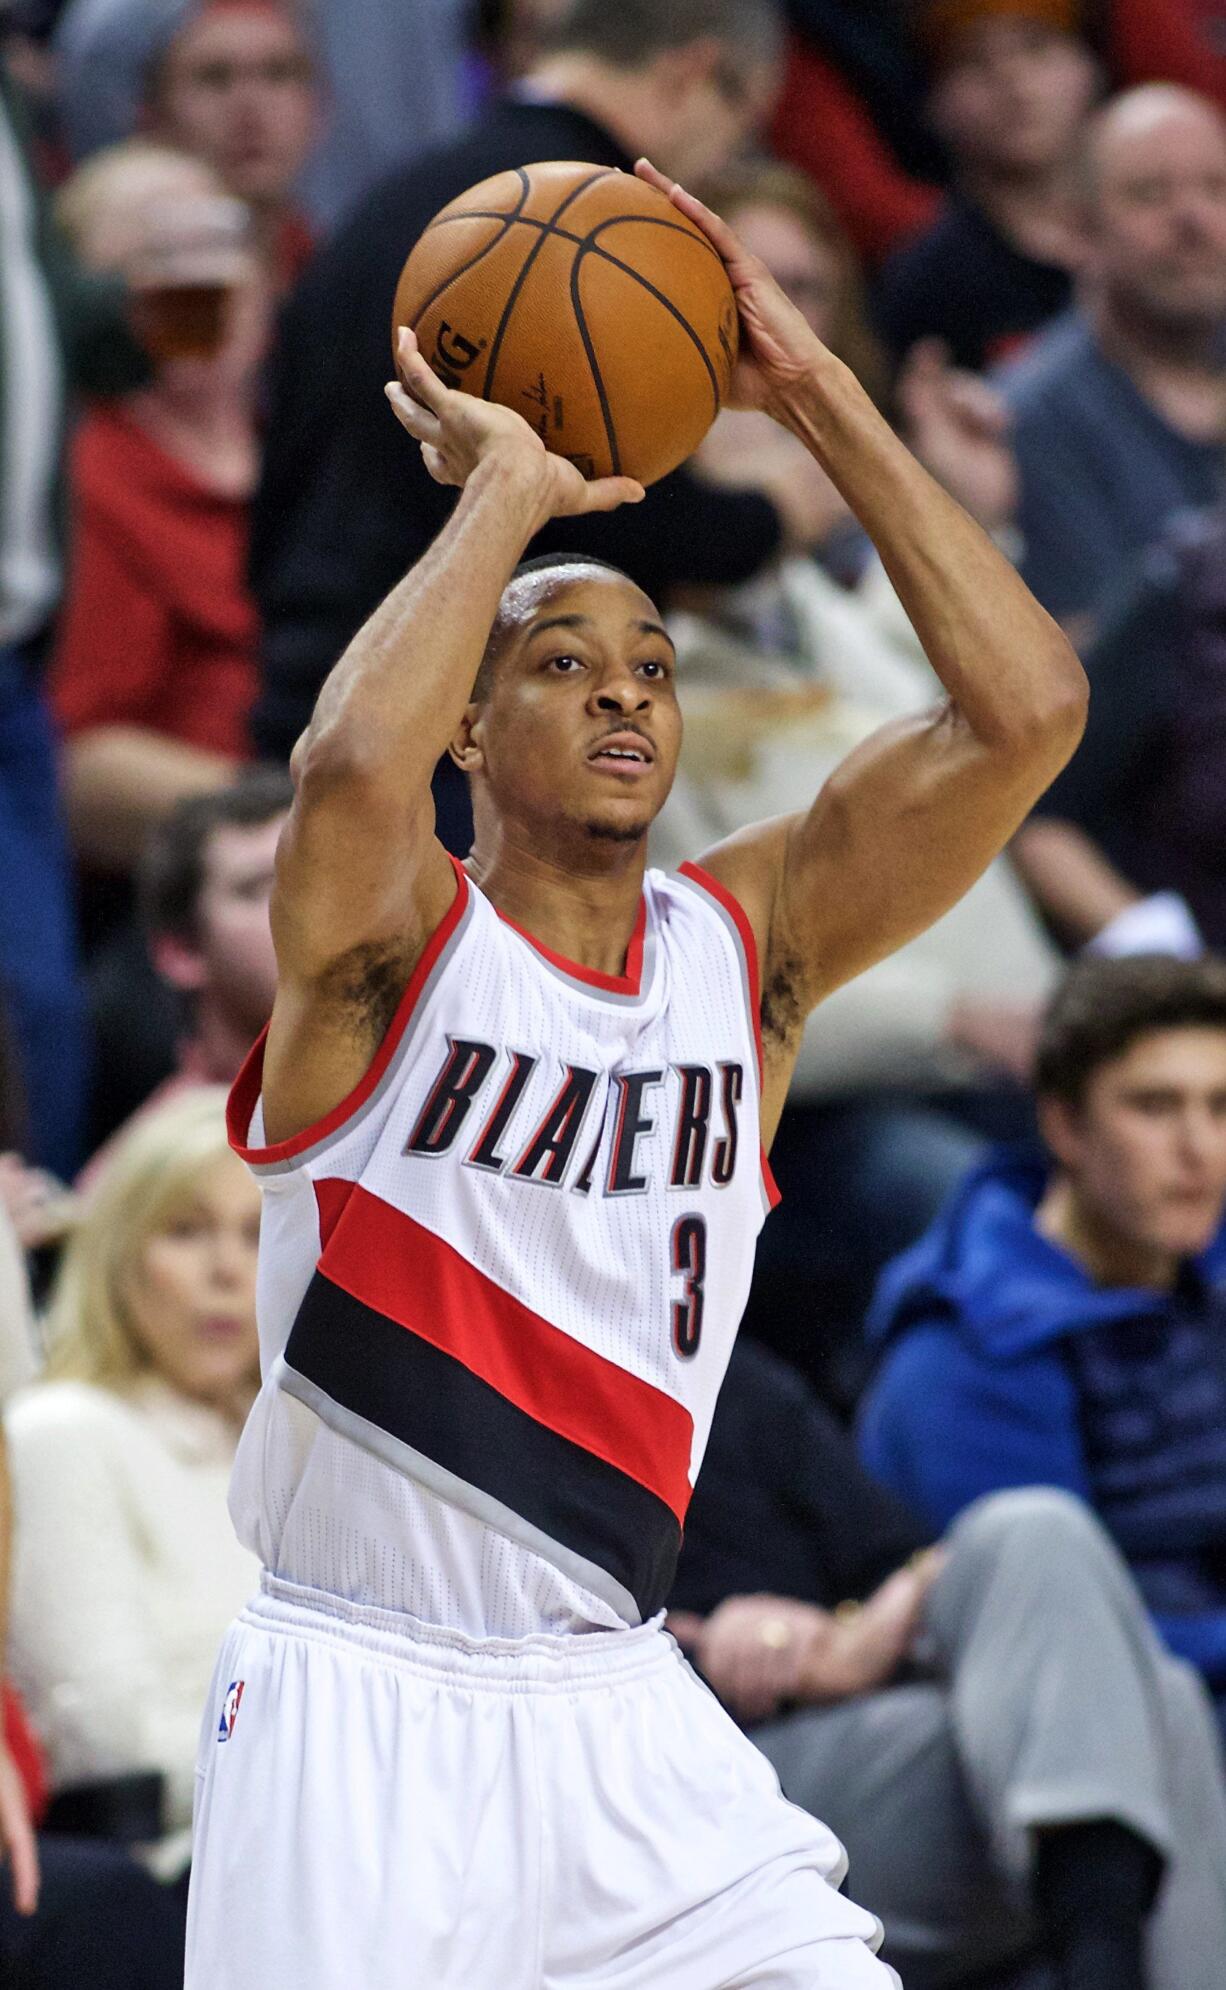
[{"xmin": 4, "ymin": 1088, "xmax": 260, "ymax": 1894}]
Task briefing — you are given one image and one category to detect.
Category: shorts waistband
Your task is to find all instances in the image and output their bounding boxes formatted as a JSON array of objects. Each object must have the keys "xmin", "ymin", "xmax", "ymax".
[{"xmin": 245, "ymin": 1573, "xmax": 676, "ymax": 1691}]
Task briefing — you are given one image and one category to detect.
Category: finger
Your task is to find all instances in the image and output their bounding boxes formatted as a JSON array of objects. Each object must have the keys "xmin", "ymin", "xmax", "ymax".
[
  {"xmin": 395, "ymin": 328, "xmax": 451, "ymax": 415},
  {"xmin": 0, "ymin": 1808, "xmax": 39, "ymax": 1916},
  {"xmin": 634, "ymin": 159, "xmax": 745, "ymax": 264},
  {"xmin": 421, "ymin": 443, "xmax": 457, "ymax": 487},
  {"xmin": 384, "ymin": 381, "xmax": 442, "ymax": 441},
  {"xmin": 946, "ymin": 375, "xmax": 1011, "ymax": 435},
  {"xmin": 574, "ymin": 476, "xmax": 646, "ymax": 515},
  {"xmin": 898, "ymin": 338, "xmax": 947, "ymax": 397}
]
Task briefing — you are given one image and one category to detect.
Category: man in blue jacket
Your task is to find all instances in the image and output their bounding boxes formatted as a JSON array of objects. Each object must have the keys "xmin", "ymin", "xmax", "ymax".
[{"xmin": 860, "ymin": 952, "xmax": 1226, "ymax": 1701}]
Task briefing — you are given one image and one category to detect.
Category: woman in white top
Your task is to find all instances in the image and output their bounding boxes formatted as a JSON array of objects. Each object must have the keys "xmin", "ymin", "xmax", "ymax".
[{"xmin": 5, "ymin": 1088, "xmax": 261, "ymax": 1879}]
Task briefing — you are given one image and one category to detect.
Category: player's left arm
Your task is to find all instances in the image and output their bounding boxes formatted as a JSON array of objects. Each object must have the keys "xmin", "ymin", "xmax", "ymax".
[{"xmin": 637, "ymin": 164, "xmax": 1089, "ymax": 1139}]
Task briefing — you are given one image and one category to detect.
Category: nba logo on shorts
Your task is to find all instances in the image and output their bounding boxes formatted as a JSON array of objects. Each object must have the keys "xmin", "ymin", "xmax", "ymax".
[{"xmin": 217, "ymin": 1679, "xmax": 245, "ymax": 1743}]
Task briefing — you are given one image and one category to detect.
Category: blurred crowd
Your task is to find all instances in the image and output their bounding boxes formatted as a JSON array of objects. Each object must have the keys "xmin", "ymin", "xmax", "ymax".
[{"xmin": 2, "ymin": 0, "xmax": 1226, "ymax": 1985}]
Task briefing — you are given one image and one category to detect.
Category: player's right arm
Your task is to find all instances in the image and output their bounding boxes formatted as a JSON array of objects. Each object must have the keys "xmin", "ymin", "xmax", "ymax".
[{"xmin": 261, "ymin": 330, "xmax": 643, "ymax": 1144}]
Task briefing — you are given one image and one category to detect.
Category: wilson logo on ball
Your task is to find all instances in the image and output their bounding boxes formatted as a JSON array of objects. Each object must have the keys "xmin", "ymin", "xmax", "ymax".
[{"xmin": 431, "ymin": 323, "xmax": 485, "ymax": 389}]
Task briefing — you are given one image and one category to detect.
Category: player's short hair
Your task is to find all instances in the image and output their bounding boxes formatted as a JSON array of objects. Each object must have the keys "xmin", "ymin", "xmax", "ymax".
[
  {"xmin": 539, "ymin": 0, "xmax": 783, "ymax": 73},
  {"xmin": 1035, "ymin": 953, "xmax": 1226, "ymax": 1108},
  {"xmin": 140, "ymin": 765, "xmax": 295, "ymax": 942},
  {"xmin": 471, "ymin": 552, "xmax": 641, "ymax": 701}
]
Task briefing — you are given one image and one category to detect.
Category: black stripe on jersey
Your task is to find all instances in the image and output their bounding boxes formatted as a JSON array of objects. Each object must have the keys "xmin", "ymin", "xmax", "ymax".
[{"xmin": 284, "ymin": 1273, "xmax": 683, "ymax": 1619}]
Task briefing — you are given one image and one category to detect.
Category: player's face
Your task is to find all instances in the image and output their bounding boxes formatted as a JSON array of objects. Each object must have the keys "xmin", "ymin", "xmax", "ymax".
[
  {"xmin": 464, "ymin": 572, "xmax": 682, "ymax": 852},
  {"xmin": 123, "ymin": 1151, "xmax": 261, "ymax": 1410},
  {"xmin": 1042, "ymin": 1028, "xmax": 1226, "ymax": 1263}
]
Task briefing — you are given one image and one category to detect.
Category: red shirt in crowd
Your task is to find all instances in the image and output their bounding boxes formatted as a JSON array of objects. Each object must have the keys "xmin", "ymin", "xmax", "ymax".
[{"xmin": 49, "ymin": 404, "xmax": 258, "ymax": 758}]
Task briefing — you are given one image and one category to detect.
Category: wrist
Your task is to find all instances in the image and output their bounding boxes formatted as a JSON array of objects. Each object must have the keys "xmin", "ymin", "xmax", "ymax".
[
  {"xmin": 768, "ymin": 345, "xmax": 851, "ymax": 438},
  {"xmin": 462, "ymin": 446, "xmax": 553, "ymax": 540}
]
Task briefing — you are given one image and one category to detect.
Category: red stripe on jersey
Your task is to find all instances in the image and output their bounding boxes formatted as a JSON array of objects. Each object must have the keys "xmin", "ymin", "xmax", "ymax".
[
  {"xmin": 227, "ymin": 858, "xmax": 470, "ymax": 1166},
  {"xmin": 677, "ymin": 862, "xmax": 782, "ymax": 1211},
  {"xmin": 317, "ymin": 1181, "xmax": 695, "ymax": 1523},
  {"xmin": 496, "ymin": 894, "xmax": 647, "ymax": 994}
]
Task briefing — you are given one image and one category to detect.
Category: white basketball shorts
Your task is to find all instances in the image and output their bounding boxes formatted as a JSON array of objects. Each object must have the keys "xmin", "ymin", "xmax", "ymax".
[{"xmin": 186, "ymin": 1575, "xmax": 900, "ymax": 1990}]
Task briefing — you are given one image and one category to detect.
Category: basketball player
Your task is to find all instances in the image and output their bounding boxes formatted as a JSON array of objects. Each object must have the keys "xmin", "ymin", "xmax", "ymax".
[{"xmin": 186, "ymin": 167, "xmax": 1087, "ymax": 1988}]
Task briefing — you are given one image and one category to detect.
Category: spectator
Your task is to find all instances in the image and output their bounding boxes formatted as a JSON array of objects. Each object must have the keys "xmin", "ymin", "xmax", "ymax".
[
  {"xmin": 0, "ymin": 1352, "xmax": 189, "ymax": 1990},
  {"xmin": 48, "ymin": 140, "xmax": 267, "ymax": 879},
  {"xmin": 769, "ymin": 2, "xmax": 945, "ymax": 266},
  {"xmin": 54, "ymin": 0, "xmax": 471, "ymax": 237},
  {"xmin": 140, "ymin": 0, "xmax": 320, "ymax": 291},
  {"xmin": 772, "ymin": 0, "xmax": 1226, "ymax": 271},
  {"xmin": 859, "ymin": 954, "xmax": 1226, "ymax": 1719},
  {"xmin": 672, "ymin": 1336, "xmax": 1226, "ymax": 1990},
  {"xmin": 651, "ymin": 162, "xmax": 1055, "ymax": 1393},
  {"xmin": 83, "ymin": 768, "xmax": 291, "ymax": 1179},
  {"xmin": 0, "ymin": 53, "xmax": 147, "ymax": 1178},
  {"xmin": 998, "ymin": 84, "xmax": 1226, "ymax": 641},
  {"xmin": 5, "ymin": 1089, "xmax": 260, "ymax": 1907},
  {"xmin": 249, "ymin": 0, "xmax": 796, "ymax": 849},
  {"xmin": 875, "ymin": 1, "xmax": 1099, "ymax": 371},
  {"xmin": 1014, "ymin": 501, "xmax": 1226, "ymax": 956}
]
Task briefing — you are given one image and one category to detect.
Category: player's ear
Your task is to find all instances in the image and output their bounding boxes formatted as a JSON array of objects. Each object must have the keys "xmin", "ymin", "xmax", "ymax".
[{"xmin": 449, "ymin": 703, "xmax": 485, "ymax": 775}]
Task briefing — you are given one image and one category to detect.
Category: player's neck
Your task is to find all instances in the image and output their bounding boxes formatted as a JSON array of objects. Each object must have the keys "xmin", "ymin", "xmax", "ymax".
[{"xmin": 465, "ymin": 831, "xmax": 648, "ymax": 981}]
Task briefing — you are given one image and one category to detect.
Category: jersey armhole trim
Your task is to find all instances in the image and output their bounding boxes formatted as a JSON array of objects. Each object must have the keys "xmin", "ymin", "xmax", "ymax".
[
  {"xmin": 227, "ymin": 856, "xmax": 470, "ymax": 1167},
  {"xmin": 676, "ymin": 860, "xmax": 781, "ymax": 1212}
]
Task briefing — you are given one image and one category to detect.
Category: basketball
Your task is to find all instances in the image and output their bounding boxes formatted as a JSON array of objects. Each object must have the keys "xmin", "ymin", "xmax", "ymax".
[{"xmin": 392, "ymin": 161, "xmax": 739, "ymax": 487}]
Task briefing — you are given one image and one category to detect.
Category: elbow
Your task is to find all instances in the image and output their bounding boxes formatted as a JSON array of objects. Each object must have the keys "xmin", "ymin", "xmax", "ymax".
[
  {"xmin": 998, "ymin": 635, "xmax": 1089, "ymax": 774},
  {"xmin": 291, "ymin": 722, "xmax": 388, "ymax": 807}
]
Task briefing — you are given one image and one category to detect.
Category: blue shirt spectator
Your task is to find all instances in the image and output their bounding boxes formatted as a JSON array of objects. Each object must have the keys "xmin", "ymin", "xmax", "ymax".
[
  {"xmin": 995, "ymin": 84, "xmax": 1226, "ymax": 641},
  {"xmin": 1000, "ymin": 312, "xmax": 1222, "ymax": 629},
  {"xmin": 859, "ymin": 954, "xmax": 1226, "ymax": 1698}
]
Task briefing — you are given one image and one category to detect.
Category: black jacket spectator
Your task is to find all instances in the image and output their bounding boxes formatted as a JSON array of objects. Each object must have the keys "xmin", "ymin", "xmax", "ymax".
[
  {"xmin": 874, "ymin": 194, "xmax": 1073, "ymax": 370},
  {"xmin": 250, "ymin": 99, "xmax": 783, "ymax": 788},
  {"xmin": 671, "ymin": 1338, "xmax": 929, "ymax": 1617}
]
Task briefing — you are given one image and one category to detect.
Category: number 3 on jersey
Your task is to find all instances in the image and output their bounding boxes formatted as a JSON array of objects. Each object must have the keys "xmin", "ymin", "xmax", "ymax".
[{"xmin": 670, "ymin": 1214, "xmax": 706, "ymax": 1358}]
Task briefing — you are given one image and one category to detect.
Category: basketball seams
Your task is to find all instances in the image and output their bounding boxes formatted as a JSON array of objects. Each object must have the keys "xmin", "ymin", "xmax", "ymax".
[
  {"xmin": 424, "ymin": 207, "xmax": 726, "ymax": 272},
  {"xmin": 575, "ymin": 219, "xmax": 725, "ymax": 417},
  {"xmin": 483, "ymin": 168, "xmax": 620, "ymax": 409},
  {"xmin": 407, "ymin": 169, "xmax": 533, "ymax": 336},
  {"xmin": 568, "ymin": 255, "xmax": 621, "ymax": 477},
  {"xmin": 402, "ymin": 170, "xmax": 735, "ymax": 481}
]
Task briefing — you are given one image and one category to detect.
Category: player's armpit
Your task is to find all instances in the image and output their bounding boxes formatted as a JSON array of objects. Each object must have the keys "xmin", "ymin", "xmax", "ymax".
[{"xmin": 259, "ymin": 788, "xmax": 459, "ymax": 1147}]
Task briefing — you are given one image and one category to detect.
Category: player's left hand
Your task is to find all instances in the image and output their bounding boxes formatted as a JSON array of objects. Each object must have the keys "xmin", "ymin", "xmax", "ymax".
[{"xmin": 635, "ymin": 159, "xmax": 825, "ymax": 420}]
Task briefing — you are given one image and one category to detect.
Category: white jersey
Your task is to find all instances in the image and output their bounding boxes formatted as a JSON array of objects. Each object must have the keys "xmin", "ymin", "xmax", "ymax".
[{"xmin": 227, "ymin": 857, "xmax": 779, "ymax": 1639}]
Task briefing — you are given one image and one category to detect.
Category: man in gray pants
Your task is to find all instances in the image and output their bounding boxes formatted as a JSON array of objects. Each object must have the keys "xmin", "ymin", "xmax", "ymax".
[{"xmin": 669, "ymin": 1339, "xmax": 1226, "ymax": 1990}]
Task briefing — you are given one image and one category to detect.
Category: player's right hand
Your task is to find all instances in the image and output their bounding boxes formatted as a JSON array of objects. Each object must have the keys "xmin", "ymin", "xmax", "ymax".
[{"xmin": 386, "ymin": 327, "xmax": 644, "ymax": 524}]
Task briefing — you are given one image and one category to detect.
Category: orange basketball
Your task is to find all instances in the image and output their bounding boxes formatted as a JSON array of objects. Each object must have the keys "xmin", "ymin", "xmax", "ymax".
[{"xmin": 392, "ymin": 161, "xmax": 739, "ymax": 487}]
